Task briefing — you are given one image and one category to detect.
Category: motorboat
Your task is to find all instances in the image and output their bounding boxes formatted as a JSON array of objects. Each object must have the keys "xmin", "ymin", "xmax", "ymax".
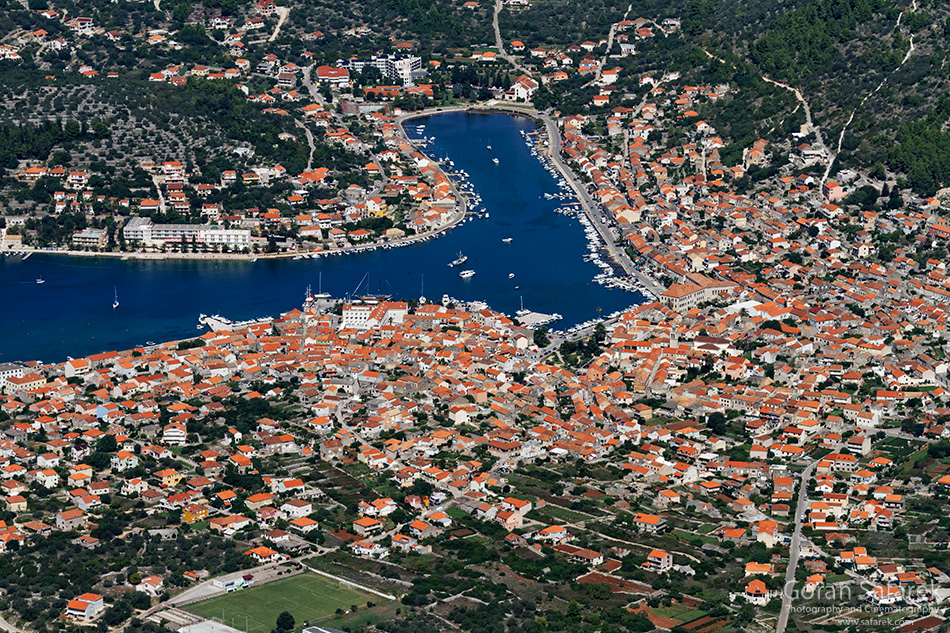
[{"xmin": 448, "ymin": 251, "xmax": 468, "ymax": 267}]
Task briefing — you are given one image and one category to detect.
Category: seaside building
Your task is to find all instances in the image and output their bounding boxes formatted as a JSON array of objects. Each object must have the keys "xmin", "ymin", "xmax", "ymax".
[
  {"xmin": 71, "ymin": 228, "xmax": 108, "ymax": 249},
  {"xmin": 123, "ymin": 217, "xmax": 250, "ymax": 249}
]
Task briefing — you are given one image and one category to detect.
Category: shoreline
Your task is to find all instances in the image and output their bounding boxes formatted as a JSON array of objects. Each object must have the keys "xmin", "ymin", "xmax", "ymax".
[
  {"xmin": 5, "ymin": 105, "xmax": 540, "ymax": 265},
  {"xmin": 399, "ymin": 103, "xmax": 665, "ymax": 295},
  {"xmin": 5, "ymin": 103, "xmax": 662, "ymax": 297}
]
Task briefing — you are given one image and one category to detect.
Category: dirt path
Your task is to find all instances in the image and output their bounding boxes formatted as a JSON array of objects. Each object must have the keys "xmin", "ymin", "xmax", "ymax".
[
  {"xmin": 701, "ymin": 49, "xmax": 834, "ymax": 178},
  {"xmin": 295, "ymin": 119, "xmax": 315, "ymax": 172},
  {"xmin": 268, "ymin": 6, "xmax": 289, "ymax": 42},
  {"xmin": 759, "ymin": 74, "xmax": 832, "ymax": 172},
  {"xmin": 828, "ymin": 0, "xmax": 917, "ymax": 182}
]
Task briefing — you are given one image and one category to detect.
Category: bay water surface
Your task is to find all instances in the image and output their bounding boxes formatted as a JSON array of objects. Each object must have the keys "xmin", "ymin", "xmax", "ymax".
[{"xmin": 0, "ymin": 112, "xmax": 641, "ymax": 362}]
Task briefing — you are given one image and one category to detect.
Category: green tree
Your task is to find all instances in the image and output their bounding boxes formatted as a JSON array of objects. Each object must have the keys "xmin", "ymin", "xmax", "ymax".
[
  {"xmin": 533, "ymin": 327, "xmax": 550, "ymax": 347},
  {"xmin": 275, "ymin": 611, "xmax": 295, "ymax": 632}
]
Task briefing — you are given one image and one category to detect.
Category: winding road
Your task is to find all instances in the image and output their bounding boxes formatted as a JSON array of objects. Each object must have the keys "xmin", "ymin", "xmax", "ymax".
[
  {"xmin": 492, "ymin": 0, "xmax": 531, "ymax": 76},
  {"xmin": 700, "ymin": 49, "xmax": 834, "ymax": 179},
  {"xmin": 589, "ymin": 4, "xmax": 632, "ymax": 85}
]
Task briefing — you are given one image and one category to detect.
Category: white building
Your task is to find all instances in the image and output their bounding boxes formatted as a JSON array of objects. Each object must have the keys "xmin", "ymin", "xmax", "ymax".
[
  {"xmin": 340, "ymin": 301, "xmax": 408, "ymax": 331},
  {"xmin": 123, "ymin": 217, "xmax": 250, "ymax": 249},
  {"xmin": 338, "ymin": 55, "xmax": 423, "ymax": 86}
]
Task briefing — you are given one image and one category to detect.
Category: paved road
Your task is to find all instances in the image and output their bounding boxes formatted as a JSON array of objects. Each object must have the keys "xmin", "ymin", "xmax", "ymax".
[
  {"xmin": 492, "ymin": 0, "xmax": 531, "ymax": 76},
  {"xmin": 589, "ymin": 4, "xmax": 631, "ymax": 85},
  {"xmin": 536, "ymin": 111, "xmax": 665, "ymax": 295},
  {"xmin": 0, "ymin": 614, "xmax": 23, "ymax": 633},
  {"xmin": 777, "ymin": 460, "xmax": 818, "ymax": 633},
  {"xmin": 300, "ymin": 65, "xmax": 389, "ymax": 188}
]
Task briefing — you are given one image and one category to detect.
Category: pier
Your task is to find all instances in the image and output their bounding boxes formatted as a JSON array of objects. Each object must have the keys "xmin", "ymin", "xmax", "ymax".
[{"xmin": 516, "ymin": 311, "xmax": 562, "ymax": 328}]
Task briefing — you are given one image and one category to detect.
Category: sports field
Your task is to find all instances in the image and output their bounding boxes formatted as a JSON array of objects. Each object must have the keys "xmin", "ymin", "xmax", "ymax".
[{"xmin": 185, "ymin": 573, "xmax": 383, "ymax": 632}]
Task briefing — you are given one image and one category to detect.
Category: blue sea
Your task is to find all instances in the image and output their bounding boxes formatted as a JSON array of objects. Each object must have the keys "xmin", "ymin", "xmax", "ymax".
[{"xmin": 0, "ymin": 112, "xmax": 642, "ymax": 362}]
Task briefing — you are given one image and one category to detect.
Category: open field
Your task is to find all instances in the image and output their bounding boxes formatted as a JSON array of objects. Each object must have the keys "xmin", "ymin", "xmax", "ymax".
[{"xmin": 185, "ymin": 573, "xmax": 384, "ymax": 632}]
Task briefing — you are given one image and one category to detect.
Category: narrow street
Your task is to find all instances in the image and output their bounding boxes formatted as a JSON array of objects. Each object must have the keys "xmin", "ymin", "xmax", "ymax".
[
  {"xmin": 776, "ymin": 460, "xmax": 818, "ymax": 633},
  {"xmin": 589, "ymin": 3, "xmax": 632, "ymax": 86}
]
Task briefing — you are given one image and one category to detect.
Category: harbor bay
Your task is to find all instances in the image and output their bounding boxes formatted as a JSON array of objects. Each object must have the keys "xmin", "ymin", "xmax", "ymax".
[{"xmin": 0, "ymin": 112, "xmax": 643, "ymax": 362}]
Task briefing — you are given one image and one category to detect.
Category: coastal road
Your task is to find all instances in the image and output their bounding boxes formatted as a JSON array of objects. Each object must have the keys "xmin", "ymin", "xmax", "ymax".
[
  {"xmin": 383, "ymin": 103, "xmax": 661, "ymax": 296},
  {"xmin": 537, "ymin": 111, "xmax": 665, "ymax": 295},
  {"xmin": 777, "ymin": 460, "xmax": 818, "ymax": 633}
]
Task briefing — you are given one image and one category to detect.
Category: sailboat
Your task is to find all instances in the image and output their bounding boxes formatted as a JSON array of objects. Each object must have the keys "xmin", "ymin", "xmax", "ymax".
[
  {"xmin": 112, "ymin": 286, "xmax": 119, "ymax": 309},
  {"xmin": 313, "ymin": 272, "xmax": 331, "ymax": 299},
  {"xmin": 516, "ymin": 296, "xmax": 530, "ymax": 317}
]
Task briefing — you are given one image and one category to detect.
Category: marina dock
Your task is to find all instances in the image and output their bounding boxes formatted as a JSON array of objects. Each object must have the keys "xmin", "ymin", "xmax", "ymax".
[{"xmin": 516, "ymin": 311, "xmax": 562, "ymax": 328}]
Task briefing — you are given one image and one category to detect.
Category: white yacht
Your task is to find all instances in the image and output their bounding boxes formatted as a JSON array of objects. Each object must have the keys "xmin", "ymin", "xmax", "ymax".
[{"xmin": 459, "ymin": 269, "xmax": 475, "ymax": 279}]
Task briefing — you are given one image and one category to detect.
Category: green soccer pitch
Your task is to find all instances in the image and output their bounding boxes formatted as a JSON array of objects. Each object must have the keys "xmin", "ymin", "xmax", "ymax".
[{"xmin": 185, "ymin": 573, "xmax": 384, "ymax": 632}]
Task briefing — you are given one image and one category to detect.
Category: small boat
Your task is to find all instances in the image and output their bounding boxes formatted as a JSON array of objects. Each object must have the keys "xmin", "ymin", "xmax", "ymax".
[
  {"xmin": 502, "ymin": 237, "xmax": 513, "ymax": 243},
  {"xmin": 487, "ymin": 145, "xmax": 492, "ymax": 150},
  {"xmin": 492, "ymin": 158, "xmax": 499, "ymax": 164},
  {"xmin": 459, "ymin": 269, "xmax": 475, "ymax": 279},
  {"xmin": 196, "ymin": 324, "xmax": 204, "ymax": 330},
  {"xmin": 35, "ymin": 278, "xmax": 45, "ymax": 284},
  {"xmin": 448, "ymin": 251, "xmax": 468, "ymax": 267},
  {"xmin": 112, "ymin": 286, "xmax": 119, "ymax": 309},
  {"xmin": 508, "ymin": 273, "xmax": 515, "ymax": 279}
]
